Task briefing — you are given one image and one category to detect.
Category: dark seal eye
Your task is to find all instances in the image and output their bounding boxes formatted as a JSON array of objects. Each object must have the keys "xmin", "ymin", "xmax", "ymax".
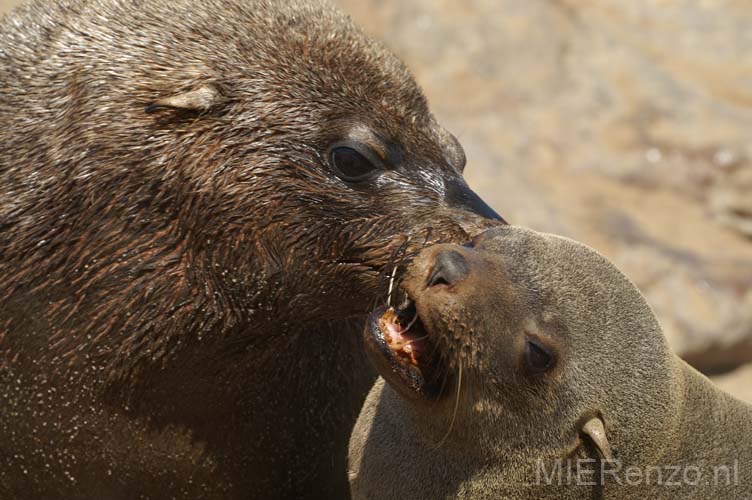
[
  {"xmin": 525, "ymin": 337, "xmax": 556, "ymax": 375},
  {"xmin": 328, "ymin": 142, "xmax": 382, "ymax": 182}
]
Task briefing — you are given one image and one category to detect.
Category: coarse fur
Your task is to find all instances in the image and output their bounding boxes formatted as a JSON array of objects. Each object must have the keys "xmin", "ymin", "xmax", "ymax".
[
  {"xmin": 0, "ymin": 1, "xmax": 502, "ymax": 498},
  {"xmin": 349, "ymin": 226, "xmax": 752, "ymax": 499}
]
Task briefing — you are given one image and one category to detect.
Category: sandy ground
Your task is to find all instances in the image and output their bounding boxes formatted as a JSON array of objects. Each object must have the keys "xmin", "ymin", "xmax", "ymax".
[{"xmin": 2, "ymin": 0, "xmax": 751, "ymax": 403}]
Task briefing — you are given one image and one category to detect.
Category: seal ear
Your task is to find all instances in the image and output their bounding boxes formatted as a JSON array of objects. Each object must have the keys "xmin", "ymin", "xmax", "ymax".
[
  {"xmin": 145, "ymin": 84, "xmax": 224, "ymax": 114},
  {"xmin": 582, "ymin": 417, "xmax": 613, "ymax": 460}
]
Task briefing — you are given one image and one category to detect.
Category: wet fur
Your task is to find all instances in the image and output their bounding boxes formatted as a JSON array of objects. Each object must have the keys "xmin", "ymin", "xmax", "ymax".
[
  {"xmin": 349, "ymin": 226, "xmax": 752, "ymax": 499},
  {"xmin": 0, "ymin": 1, "xmax": 499, "ymax": 498}
]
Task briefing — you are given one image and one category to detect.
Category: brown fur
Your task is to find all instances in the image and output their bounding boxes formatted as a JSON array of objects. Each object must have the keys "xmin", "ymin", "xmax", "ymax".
[
  {"xmin": 0, "ymin": 1, "xmax": 502, "ymax": 498},
  {"xmin": 349, "ymin": 226, "xmax": 752, "ymax": 499}
]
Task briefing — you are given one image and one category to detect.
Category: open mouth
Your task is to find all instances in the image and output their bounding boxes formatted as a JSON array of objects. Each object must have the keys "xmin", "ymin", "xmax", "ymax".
[{"xmin": 364, "ymin": 298, "xmax": 444, "ymax": 399}]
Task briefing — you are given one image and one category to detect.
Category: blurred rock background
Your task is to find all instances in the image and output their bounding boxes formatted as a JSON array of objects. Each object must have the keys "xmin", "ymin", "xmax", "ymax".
[{"xmin": 2, "ymin": 0, "xmax": 751, "ymax": 402}]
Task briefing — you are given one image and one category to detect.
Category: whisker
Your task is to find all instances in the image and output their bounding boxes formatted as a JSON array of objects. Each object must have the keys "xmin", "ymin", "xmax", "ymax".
[
  {"xmin": 422, "ymin": 227, "xmax": 434, "ymax": 248},
  {"xmin": 380, "ymin": 235, "xmax": 412, "ymax": 307},
  {"xmin": 403, "ymin": 333, "xmax": 430, "ymax": 345},
  {"xmin": 376, "ymin": 237, "xmax": 405, "ymax": 299},
  {"xmin": 425, "ymin": 336, "xmax": 447, "ymax": 373},
  {"xmin": 426, "ymin": 352, "xmax": 452, "ymax": 419},
  {"xmin": 436, "ymin": 355, "xmax": 462, "ymax": 448},
  {"xmin": 431, "ymin": 348, "xmax": 450, "ymax": 395},
  {"xmin": 395, "ymin": 309, "xmax": 418, "ymax": 334},
  {"xmin": 387, "ymin": 266, "xmax": 397, "ymax": 308}
]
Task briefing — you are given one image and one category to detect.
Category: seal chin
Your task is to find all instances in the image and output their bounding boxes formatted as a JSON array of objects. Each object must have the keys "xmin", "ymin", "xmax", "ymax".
[{"xmin": 364, "ymin": 301, "xmax": 444, "ymax": 401}]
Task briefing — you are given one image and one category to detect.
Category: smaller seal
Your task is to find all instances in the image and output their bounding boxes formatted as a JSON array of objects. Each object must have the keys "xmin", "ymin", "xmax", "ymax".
[{"xmin": 348, "ymin": 225, "xmax": 752, "ymax": 500}]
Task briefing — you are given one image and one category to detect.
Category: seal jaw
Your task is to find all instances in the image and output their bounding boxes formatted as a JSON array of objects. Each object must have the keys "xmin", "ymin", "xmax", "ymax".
[{"xmin": 364, "ymin": 303, "xmax": 444, "ymax": 400}]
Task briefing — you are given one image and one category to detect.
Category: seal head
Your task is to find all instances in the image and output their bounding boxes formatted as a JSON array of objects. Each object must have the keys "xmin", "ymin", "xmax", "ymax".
[
  {"xmin": 352, "ymin": 226, "xmax": 752, "ymax": 499},
  {"xmin": 0, "ymin": 1, "xmax": 504, "ymax": 498}
]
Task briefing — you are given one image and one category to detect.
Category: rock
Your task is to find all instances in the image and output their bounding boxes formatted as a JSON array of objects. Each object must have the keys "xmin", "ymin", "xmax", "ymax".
[
  {"xmin": 336, "ymin": 0, "xmax": 752, "ymax": 380},
  {"xmin": 710, "ymin": 166, "xmax": 752, "ymax": 238}
]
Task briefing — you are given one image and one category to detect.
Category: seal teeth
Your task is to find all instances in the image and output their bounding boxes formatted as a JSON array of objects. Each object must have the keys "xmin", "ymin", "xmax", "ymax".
[
  {"xmin": 398, "ymin": 294, "xmax": 413, "ymax": 310},
  {"xmin": 396, "ymin": 298, "xmax": 417, "ymax": 327},
  {"xmin": 365, "ymin": 305, "xmax": 444, "ymax": 399}
]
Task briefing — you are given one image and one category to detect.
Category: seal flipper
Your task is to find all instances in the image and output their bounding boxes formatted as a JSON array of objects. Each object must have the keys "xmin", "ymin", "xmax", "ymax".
[{"xmin": 582, "ymin": 417, "xmax": 613, "ymax": 460}]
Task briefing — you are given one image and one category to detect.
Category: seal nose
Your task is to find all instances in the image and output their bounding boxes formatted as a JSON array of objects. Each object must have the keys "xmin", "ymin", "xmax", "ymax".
[
  {"xmin": 428, "ymin": 250, "xmax": 469, "ymax": 287},
  {"xmin": 444, "ymin": 177, "xmax": 506, "ymax": 223}
]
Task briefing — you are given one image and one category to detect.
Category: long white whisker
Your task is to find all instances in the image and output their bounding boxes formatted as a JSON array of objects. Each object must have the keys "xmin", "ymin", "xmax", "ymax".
[
  {"xmin": 387, "ymin": 266, "xmax": 397, "ymax": 307},
  {"xmin": 436, "ymin": 356, "xmax": 462, "ymax": 448}
]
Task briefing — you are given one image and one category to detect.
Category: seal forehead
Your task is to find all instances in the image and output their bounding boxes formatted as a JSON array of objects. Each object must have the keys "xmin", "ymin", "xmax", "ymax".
[
  {"xmin": 232, "ymin": 1, "xmax": 428, "ymax": 114},
  {"xmin": 57, "ymin": 0, "xmax": 430, "ymax": 128}
]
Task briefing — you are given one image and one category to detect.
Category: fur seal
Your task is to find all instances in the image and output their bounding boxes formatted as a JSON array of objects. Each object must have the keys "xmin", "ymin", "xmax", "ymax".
[
  {"xmin": 0, "ymin": 1, "xmax": 503, "ymax": 498},
  {"xmin": 349, "ymin": 226, "xmax": 752, "ymax": 499}
]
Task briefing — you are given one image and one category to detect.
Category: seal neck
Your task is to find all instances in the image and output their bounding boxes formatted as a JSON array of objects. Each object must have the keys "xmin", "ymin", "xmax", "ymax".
[{"xmin": 666, "ymin": 358, "xmax": 752, "ymax": 465}]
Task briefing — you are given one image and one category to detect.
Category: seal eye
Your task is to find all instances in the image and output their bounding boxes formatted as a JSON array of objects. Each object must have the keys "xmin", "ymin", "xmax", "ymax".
[
  {"xmin": 525, "ymin": 337, "xmax": 555, "ymax": 374},
  {"xmin": 329, "ymin": 143, "xmax": 382, "ymax": 182}
]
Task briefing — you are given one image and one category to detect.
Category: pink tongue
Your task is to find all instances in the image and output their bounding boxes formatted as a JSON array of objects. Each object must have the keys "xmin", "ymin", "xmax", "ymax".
[
  {"xmin": 380, "ymin": 307, "xmax": 423, "ymax": 366},
  {"xmin": 385, "ymin": 320, "xmax": 411, "ymax": 351}
]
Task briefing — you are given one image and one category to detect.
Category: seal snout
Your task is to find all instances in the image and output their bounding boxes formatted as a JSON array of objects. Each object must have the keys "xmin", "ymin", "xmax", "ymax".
[{"xmin": 363, "ymin": 246, "xmax": 476, "ymax": 401}]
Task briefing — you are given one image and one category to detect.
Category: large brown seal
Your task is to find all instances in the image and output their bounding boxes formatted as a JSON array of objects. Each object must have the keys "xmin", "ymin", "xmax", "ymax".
[
  {"xmin": 349, "ymin": 226, "xmax": 752, "ymax": 499},
  {"xmin": 0, "ymin": 1, "xmax": 503, "ymax": 498}
]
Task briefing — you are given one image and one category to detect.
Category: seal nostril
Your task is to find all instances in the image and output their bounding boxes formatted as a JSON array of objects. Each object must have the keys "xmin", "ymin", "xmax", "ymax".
[
  {"xmin": 428, "ymin": 250, "xmax": 469, "ymax": 287},
  {"xmin": 429, "ymin": 274, "xmax": 450, "ymax": 287}
]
